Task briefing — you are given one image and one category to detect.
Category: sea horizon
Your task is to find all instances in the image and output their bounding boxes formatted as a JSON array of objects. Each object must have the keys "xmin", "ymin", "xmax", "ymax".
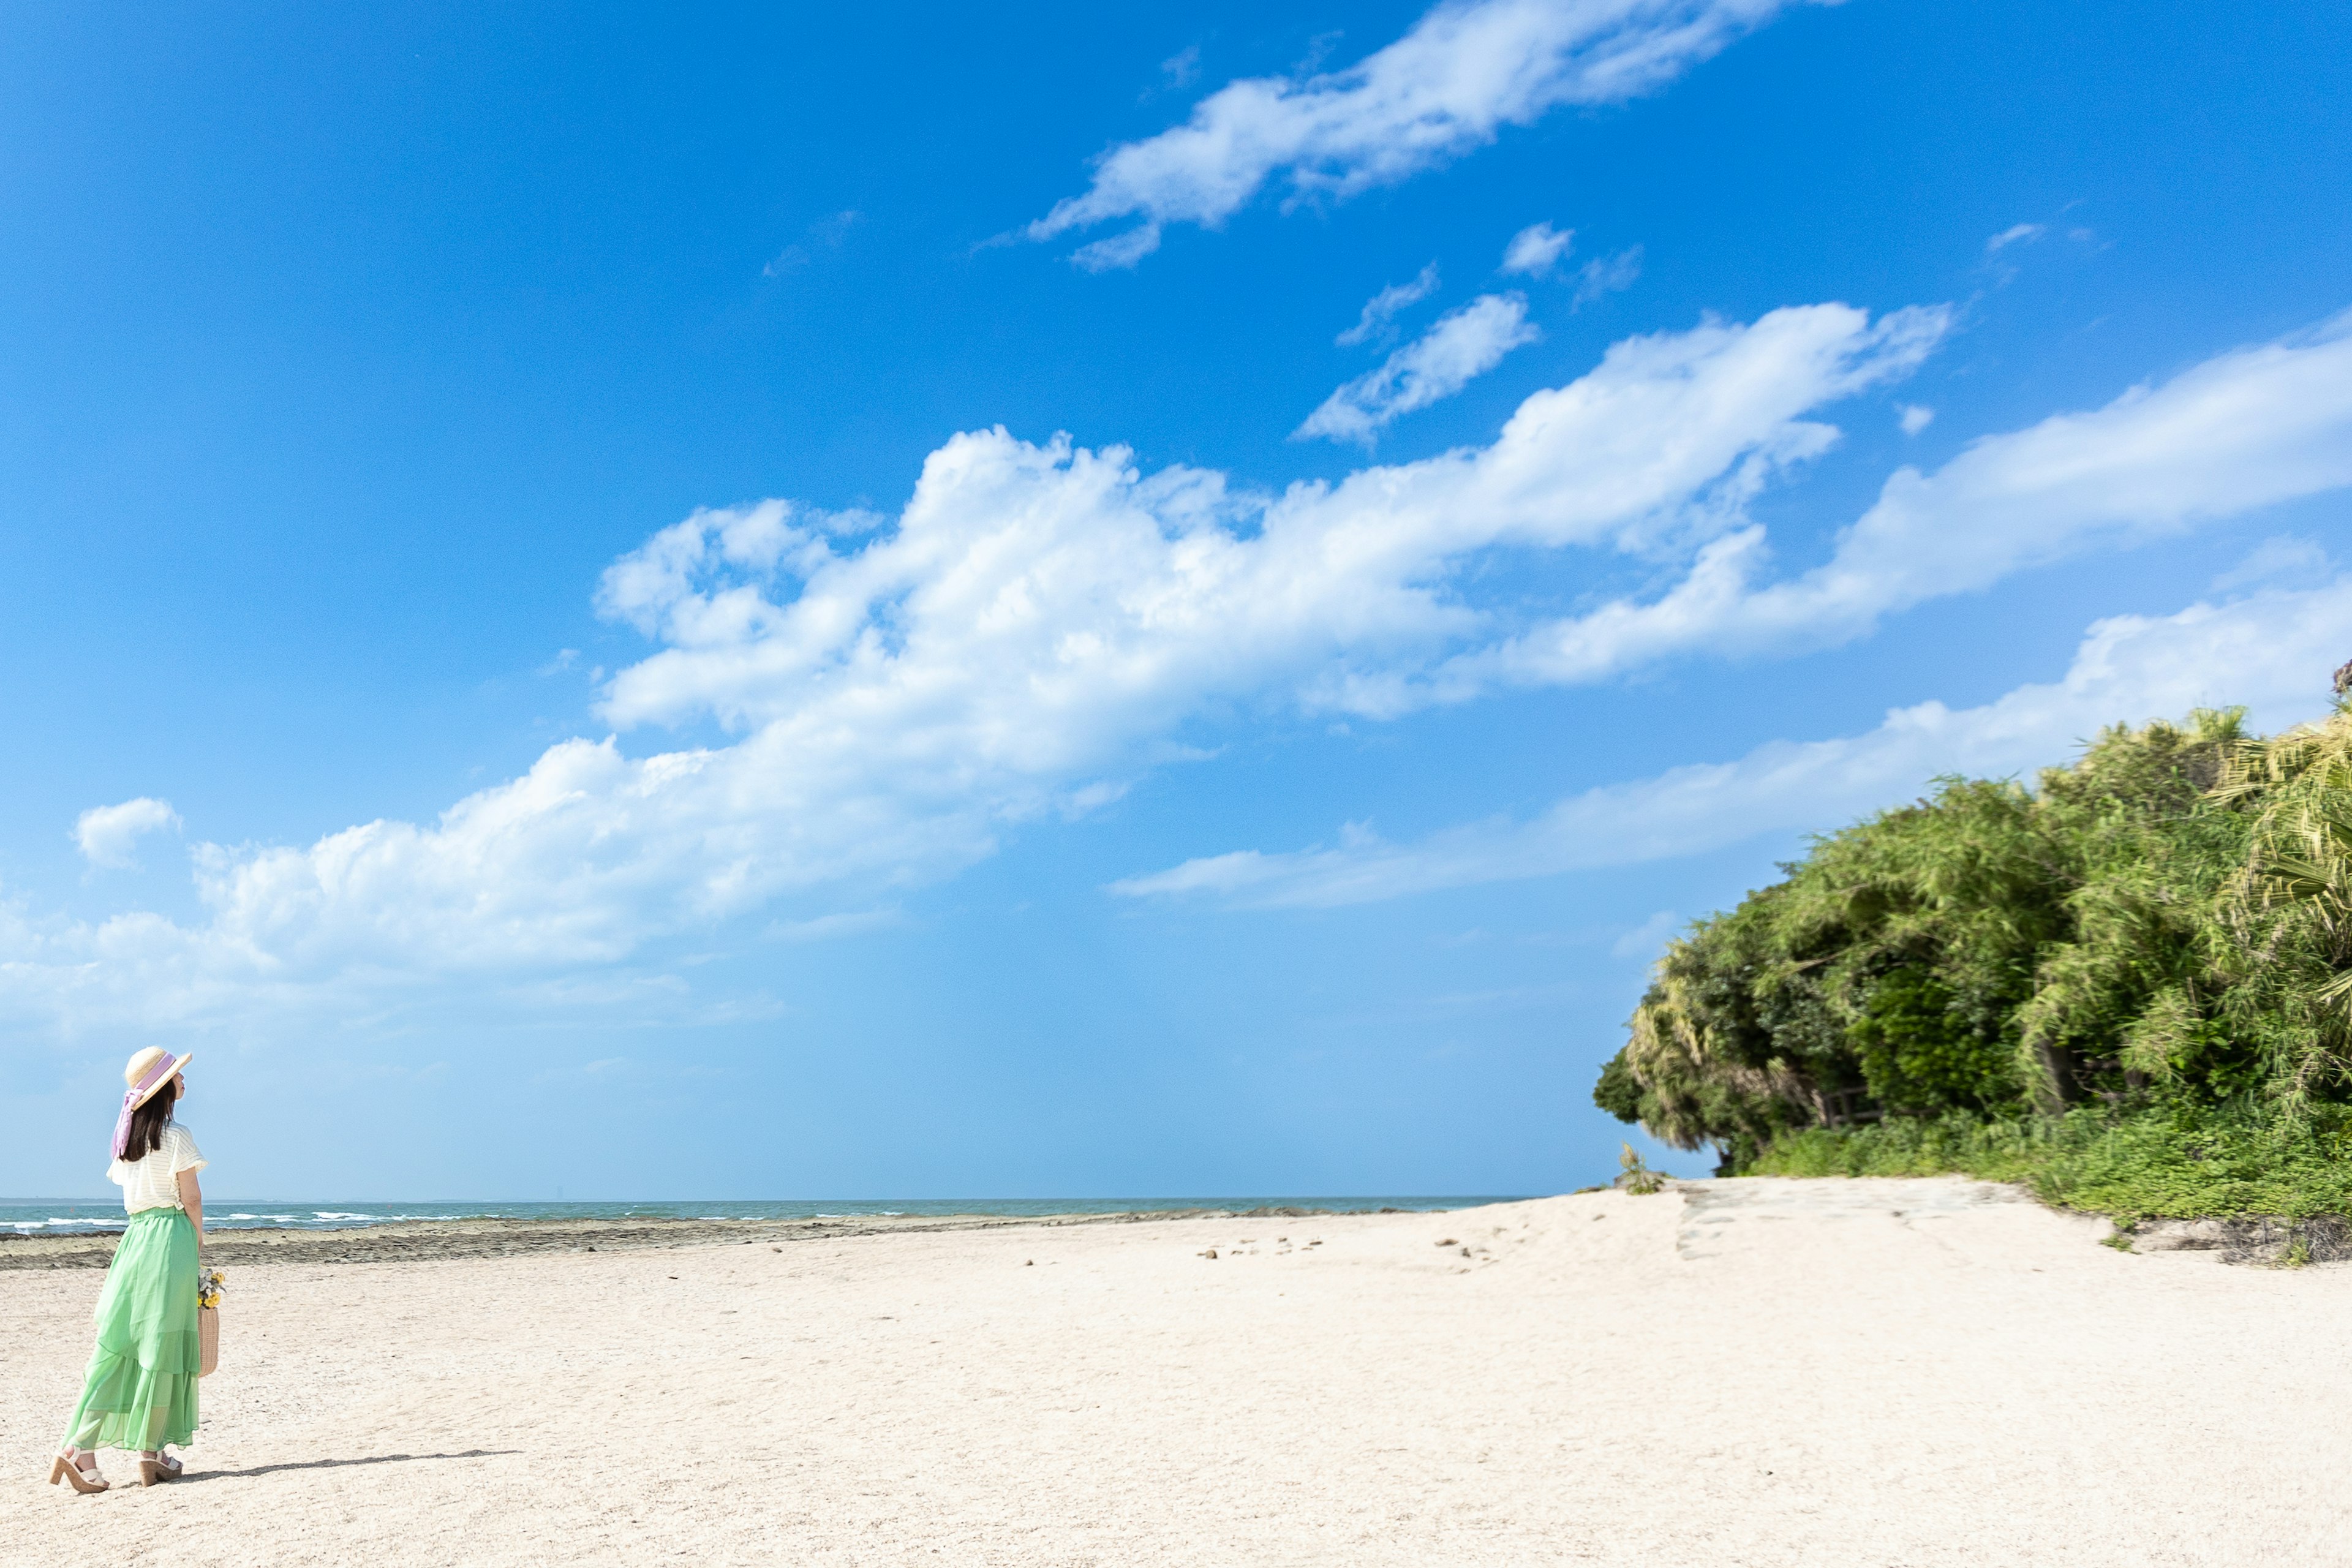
[{"xmin": 1, "ymin": 1194, "xmax": 1531, "ymax": 1236}]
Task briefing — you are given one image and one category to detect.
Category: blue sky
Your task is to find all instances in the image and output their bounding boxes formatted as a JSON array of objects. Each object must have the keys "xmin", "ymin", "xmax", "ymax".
[{"xmin": 3, "ymin": 0, "xmax": 2349, "ymax": 1200}]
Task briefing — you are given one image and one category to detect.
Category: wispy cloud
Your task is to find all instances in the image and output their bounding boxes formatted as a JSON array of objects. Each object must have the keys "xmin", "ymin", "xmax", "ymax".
[
  {"xmin": 1499, "ymin": 225, "xmax": 1635, "ymax": 301},
  {"xmin": 1158, "ymin": 44, "xmax": 1200, "ymax": 91},
  {"xmin": 1570, "ymin": 244, "xmax": 1643, "ymax": 306},
  {"xmin": 766, "ymin": 907, "xmax": 905, "ymax": 943},
  {"xmin": 1297, "ymin": 292, "xmax": 1540, "ymax": 444},
  {"xmin": 1983, "ymin": 213, "xmax": 2101, "ymax": 282},
  {"xmin": 1027, "ymin": 0, "xmax": 1820, "ymax": 268},
  {"xmin": 1336, "ymin": 263, "xmax": 1442, "ymax": 347},
  {"xmin": 763, "ymin": 209, "xmax": 862, "ymax": 277},
  {"xmin": 2212, "ymin": 534, "xmax": 2331, "ymax": 593},
  {"xmin": 1111, "ymin": 578, "xmax": 2352, "ymax": 908},
  {"xmin": 1897, "ymin": 403, "xmax": 1934, "ymax": 435},
  {"xmin": 1428, "ymin": 308, "xmax": 2352, "ymax": 698},
  {"xmin": 1501, "ymin": 222, "xmax": 1574, "ymax": 277}
]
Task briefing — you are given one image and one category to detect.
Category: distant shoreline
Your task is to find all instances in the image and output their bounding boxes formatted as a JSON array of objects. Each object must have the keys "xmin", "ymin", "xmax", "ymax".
[
  {"xmin": 0, "ymin": 1199, "xmax": 1516, "ymax": 1270},
  {"xmin": 1, "ymin": 1193, "xmax": 1518, "ymax": 1238}
]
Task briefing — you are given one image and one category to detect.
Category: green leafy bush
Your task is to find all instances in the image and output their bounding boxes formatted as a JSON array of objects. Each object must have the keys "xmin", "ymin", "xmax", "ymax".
[
  {"xmin": 1593, "ymin": 701, "xmax": 2352, "ymax": 1215},
  {"xmin": 1748, "ymin": 1104, "xmax": 2352, "ymax": 1218},
  {"xmin": 1850, "ymin": 969, "xmax": 2015, "ymax": 1114}
]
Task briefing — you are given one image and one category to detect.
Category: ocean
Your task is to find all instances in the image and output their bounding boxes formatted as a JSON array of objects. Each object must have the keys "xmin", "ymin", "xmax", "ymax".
[{"xmin": 1, "ymin": 1194, "xmax": 1523, "ymax": 1237}]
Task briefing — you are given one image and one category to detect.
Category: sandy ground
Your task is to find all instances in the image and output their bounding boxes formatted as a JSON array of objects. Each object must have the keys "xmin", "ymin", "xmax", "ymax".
[{"xmin": 3, "ymin": 1179, "xmax": 2345, "ymax": 1567}]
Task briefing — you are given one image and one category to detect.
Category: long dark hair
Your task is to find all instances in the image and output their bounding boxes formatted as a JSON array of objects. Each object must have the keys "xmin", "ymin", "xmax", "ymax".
[{"xmin": 122, "ymin": 1076, "xmax": 179, "ymax": 1161}]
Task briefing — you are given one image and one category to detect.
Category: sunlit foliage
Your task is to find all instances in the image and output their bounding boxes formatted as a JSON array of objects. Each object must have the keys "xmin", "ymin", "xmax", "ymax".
[{"xmin": 1595, "ymin": 699, "xmax": 2352, "ymax": 1213}]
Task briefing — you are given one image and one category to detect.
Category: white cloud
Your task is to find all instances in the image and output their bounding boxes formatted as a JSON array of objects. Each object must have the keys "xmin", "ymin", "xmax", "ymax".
[
  {"xmin": 1026, "ymin": 0, "xmax": 1818, "ymax": 267},
  {"xmin": 1337, "ymin": 263, "xmax": 1442, "ymax": 347},
  {"xmin": 1159, "ymin": 45, "xmax": 1201, "ymax": 91},
  {"xmin": 1296, "ymin": 292, "xmax": 1542, "ymax": 444},
  {"xmin": 1502, "ymin": 222, "xmax": 1574, "ymax": 277},
  {"xmin": 74, "ymin": 798, "xmax": 181, "ymax": 870},
  {"xmin": 1986, "ymin": 222, "xmax": 2045, "ymax": 253},
  {"xmin": 599, "ymin": 302, "xmax": 1943, "ymax": 742},
  {"xmin": 1437, "ymin": 309, "xmax": 2352, "ymax": 696},
  {"xmin": 1570, "ymin": 244, "xmax": 1643, "ymax": 305},
  {"xmin": 15, "ymin": 303, "xmax": 2352, "ymax": 1033},
  {"xmin": 1897, "ymin": 402, "xmax": 1934, "ymax": 435},
  {"xmin": 1111, "ymin": 577, "xmax": 2352, "ymax": 908},
  {"xmin": 0, "ymin": 301, "xmax": 1940, "ymax": 1031},
  {"xmin": 1067, "ymin": 227, "xmax": 1166, "ymax": 273},
  {"xmin": 1499, "ymin": 225, "xmax": 1635, "ymax": 300},
  {"xmin": 2212, "ymin": 534, "xmax": 2331, "ymax": 593}
]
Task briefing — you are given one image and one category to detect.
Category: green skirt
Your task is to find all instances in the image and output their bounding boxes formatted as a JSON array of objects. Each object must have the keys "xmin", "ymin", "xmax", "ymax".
[{"xmin": 62, "ymin": 1207, "xmax": 200, "ymax": 1451}]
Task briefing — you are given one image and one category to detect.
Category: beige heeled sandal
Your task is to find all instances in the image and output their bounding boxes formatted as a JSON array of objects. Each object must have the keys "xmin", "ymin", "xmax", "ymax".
[
  {"xmin": 137, "ymin": 1453, "xmax": 179, "ymax": 1485},
  {"xmin": 48, "ymin": 1450, "xmax": 108, "ymax": 1494}
]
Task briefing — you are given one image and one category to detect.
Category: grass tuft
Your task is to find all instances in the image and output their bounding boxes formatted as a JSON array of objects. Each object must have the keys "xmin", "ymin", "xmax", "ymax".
[{"xmin": 1617, "ymin": 1142, "xmax": 1667, "ymax": 1196}]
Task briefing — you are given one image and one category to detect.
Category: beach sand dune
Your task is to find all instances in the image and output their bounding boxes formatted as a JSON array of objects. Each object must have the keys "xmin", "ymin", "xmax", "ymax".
[{"xmin": 3, "ymin": 1180, "xmax": 2344, "ymax": 1566}]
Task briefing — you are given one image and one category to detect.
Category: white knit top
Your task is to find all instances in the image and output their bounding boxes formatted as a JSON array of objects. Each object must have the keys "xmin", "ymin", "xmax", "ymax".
[{"xmin": 108, "ymin": 1124, "xmax": 206, "ymax": 1215}]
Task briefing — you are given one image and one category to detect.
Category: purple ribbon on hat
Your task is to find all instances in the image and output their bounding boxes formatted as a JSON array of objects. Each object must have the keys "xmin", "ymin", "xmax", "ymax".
[{"xmin": 111, "ymin": 1054, "xmax": 183, "ymax": 1160}]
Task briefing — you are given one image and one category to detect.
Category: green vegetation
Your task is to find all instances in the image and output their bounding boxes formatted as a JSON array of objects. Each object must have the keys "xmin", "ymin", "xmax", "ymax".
[
  {"xmin": 1593, "ymin": 687, "xmax": 2352, "ymax": 1220},
  {"xmin": 1616, "ymin": 1142, "xmax": 1666, "ymax": 1196}
]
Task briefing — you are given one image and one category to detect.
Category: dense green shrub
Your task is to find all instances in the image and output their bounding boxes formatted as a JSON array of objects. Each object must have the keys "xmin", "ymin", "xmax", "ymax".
[
  {"xmin": 1749, "ymin": 1104, "xmax": 2352, "ymax": 1219},
  {"xmin": 1594, "ymin": 701, "xmax": 2352, "ymax": 1212},
  {"xmin": 1850, "ymin": 968, "xmax": 2013, "ymax": 1115}
]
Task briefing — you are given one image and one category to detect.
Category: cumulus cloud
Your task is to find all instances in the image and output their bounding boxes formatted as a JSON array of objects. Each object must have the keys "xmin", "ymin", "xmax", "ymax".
[
  {"xmin": 1502, "ymin": 222, "xmax": 1574, "ymax": 277},
  {"xmin": 0, "ymin": 301, "xmax": 1940, "ymax": 1029},
  {"xmin": 1337, "ymin": 263, "xmax": 1442, "ymax": 346},
  {"xmin": 1112, "ymin": 578, "xmax": 2352, "ymax": 908},
  {"xmin": 1027, "ymin": 0, "xmax": 1817, "ymax": 267},
  {"xmin": 602, "ymin": 301, "xmax": 1947, "ymax": 737},
  {"xmin": 1898, "ymin": 403, "xmax": 1934, "ymax": 435},
  {"xmin": 74, "ymin": 798, "xmax": 181, "ymax": 870},
  {"xmin": 1296, "ymin": 292, "xmax": 1542, "ymax": 443},
  {"xmin": 14, "ymin": 303, "xmax": 2352, "ymax": 1032}
]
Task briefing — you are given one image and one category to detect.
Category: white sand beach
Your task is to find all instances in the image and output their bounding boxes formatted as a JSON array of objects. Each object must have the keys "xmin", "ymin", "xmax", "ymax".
[{"xmin": 4, "ymin": 1180, "xmax": 2345, "ymax": 1567}]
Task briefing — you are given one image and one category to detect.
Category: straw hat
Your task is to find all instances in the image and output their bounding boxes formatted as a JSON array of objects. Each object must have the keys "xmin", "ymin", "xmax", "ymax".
[{"xmin": 123, "ymin": 1046, "xmax": 192, "ymax": 1109}]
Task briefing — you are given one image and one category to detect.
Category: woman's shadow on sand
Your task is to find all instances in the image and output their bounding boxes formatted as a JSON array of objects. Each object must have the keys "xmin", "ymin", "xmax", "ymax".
[{"xmin": 175, "ymin": 1449, "xmax": 519, "ymax": 1482}]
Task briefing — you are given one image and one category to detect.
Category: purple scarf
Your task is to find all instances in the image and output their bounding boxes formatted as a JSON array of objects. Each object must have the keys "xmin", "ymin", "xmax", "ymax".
[{"xmin": 111, "ymin": 1054, "xmax": 183, "ymax": 1161}]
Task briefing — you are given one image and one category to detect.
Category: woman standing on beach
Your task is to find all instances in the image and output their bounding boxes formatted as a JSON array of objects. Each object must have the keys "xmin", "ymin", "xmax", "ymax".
[{"xmin": 48, "ymin": 1047, "xmax": 207, "ymax": 1493}]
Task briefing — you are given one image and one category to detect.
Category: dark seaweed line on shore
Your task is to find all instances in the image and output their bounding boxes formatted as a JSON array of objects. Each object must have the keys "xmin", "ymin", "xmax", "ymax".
[{"xmin": 0, "ymin": 1202, "xmax": 1438, "ymax": 1270}]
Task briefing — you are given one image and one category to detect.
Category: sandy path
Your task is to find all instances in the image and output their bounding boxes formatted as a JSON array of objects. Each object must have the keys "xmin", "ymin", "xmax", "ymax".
[{"xmin": 2, "ymin": 1180, "xmax": 2343, "ymax": 1566}]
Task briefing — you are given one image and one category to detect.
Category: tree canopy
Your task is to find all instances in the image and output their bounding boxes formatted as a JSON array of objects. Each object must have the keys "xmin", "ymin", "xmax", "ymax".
[{"xmin": 1595, "ymin": 703, "xmax": 2352, "ymax": 1202}]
